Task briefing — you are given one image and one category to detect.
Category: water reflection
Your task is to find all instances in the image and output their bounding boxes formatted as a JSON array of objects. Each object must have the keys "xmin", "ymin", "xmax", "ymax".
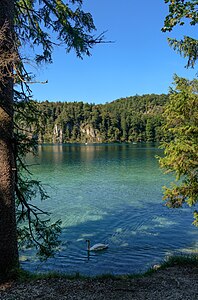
[{"xmin": 35, "ymin": 143, "xmax": 161, "ymax": 167}]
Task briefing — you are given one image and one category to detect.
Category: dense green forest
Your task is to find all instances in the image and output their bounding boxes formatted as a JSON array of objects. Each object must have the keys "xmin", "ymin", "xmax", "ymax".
[
  {"xmin": 30, "ymin": 93, "xmax": 168, "ymax": 143},
  {"xmin": 34, "ymin": 93, "xmax": 168, "ymax": 143}
]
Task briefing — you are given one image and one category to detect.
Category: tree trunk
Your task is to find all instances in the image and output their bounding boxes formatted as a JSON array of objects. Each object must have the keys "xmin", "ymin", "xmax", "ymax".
[{"xmin": 0, "ymin": 0, "xmax": 19, "ymax": 280}]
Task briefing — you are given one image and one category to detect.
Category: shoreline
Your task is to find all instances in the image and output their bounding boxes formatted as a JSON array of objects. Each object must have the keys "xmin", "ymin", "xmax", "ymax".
[
  {"xmin": 0, "ymin": 265, "xmax": 198, "ymax": 300},
  {"xmin": 1, "ymin": 256, "xmax": 198, "ymax": 299}
]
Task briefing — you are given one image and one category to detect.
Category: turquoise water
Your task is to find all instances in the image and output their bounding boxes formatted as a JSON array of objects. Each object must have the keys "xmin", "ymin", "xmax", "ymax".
[{"xmin": 21, "ymin": 143, "xmax": 198, "ymax": 275}]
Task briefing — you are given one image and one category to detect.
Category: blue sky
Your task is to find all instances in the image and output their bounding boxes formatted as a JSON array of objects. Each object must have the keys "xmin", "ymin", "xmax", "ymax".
[{"xmin": 30, "ymin": 0, "xmax": 197, "ymax": 104}]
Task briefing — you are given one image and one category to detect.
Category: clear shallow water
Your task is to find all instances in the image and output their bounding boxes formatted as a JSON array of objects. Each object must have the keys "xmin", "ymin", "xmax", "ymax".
[{"xmin": 21, "ymin": 143, "xmax": 198, "ymax": 275}]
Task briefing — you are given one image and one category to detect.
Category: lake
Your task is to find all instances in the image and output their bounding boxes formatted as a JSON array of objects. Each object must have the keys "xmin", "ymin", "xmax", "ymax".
[{"xmin": 21, "ymin": 143, "xmax": 198, "ymax": 275}]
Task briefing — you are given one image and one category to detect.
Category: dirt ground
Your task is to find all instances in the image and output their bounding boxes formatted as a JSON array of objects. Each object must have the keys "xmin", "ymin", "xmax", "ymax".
[{"xmin": 0, "ymin": 265, "xmax": 198, "ymax": 300}]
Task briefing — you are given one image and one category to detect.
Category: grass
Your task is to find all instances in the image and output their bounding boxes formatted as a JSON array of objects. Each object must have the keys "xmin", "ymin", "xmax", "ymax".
[
  {"xmin": 14, "ymin": 269, "xmax": 86, "ymax": 282},
  {"xmin": 14, "ymin": 254, "xmax": 198, "ymax": 282},
  {"xmin": 158, "ymin": 254, "xmax": 198, "ymax": 269}
]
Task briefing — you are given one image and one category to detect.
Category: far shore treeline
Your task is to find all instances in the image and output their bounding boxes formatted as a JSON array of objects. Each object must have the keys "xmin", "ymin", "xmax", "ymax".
[{"xmin": 23, "ymin": 93, "xmax": 169, "ymax": 144}]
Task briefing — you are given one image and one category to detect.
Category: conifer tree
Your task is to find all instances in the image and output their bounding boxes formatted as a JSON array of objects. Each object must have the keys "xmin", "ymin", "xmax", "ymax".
[
  {"xmin": 161, "ymin": 0, "xmax": 198, "ymax": 224},
  {"xmin": 0, "ymin": 0, "xmax": 103, "ymax": 280},
  {"xmin": 159, "ymin": 76, "xmax": 198, "ymax": 223}
]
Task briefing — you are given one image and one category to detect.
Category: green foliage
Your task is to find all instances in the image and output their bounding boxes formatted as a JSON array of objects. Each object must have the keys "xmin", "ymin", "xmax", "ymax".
[
  {"xmin": 159, "ymin": 76, "xmax": 198, "ymax": 224},
  {"xmin": 163, "ymin": 0, "xmax": 198, "ymax": 30},
  {"xmin": 161, "ymin": 2, "xmax": 198, "ymax": 226},
  {"xmin": 167, "ymin": 36, "xmax": 198, "ymax": 68},
  {"xmin": 14, "ymin": 0, "xmax": 101, "ymax": 62},
  {"xmin": 162, "ymin": 0, "xmax": 198, "ymax": 68}
]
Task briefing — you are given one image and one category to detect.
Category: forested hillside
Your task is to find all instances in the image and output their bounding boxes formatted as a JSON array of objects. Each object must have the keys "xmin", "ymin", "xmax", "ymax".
[{"xmin": 33, "ymin": 93, "xmax": 168, "ymax": 143}]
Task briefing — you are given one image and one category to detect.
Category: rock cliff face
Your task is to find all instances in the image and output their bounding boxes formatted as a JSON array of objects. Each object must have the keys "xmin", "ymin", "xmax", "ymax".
[
  {"xmin": 80, "ymin": 123, "xmax": 102, "ymax": 143},
  {"xmin": 51, "ymin": 123, "xmax": 102, "ymax": 143},
  {"xmin": 53, "ymin": 124, "xmax": 63, "ymax": 143}
]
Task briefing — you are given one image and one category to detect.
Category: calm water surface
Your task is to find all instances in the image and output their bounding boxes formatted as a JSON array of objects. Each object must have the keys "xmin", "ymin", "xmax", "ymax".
[{"xmin": 21, "ymin": 143, "xmax": 198, "ymax": 275}]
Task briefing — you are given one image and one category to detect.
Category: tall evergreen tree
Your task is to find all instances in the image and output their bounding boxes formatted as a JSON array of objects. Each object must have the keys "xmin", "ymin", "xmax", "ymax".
[
  {"xmin": 160, "ymin": 0, "xmax": 198, "ymax": 224},
  {"xmin": 0, "ymin": 0, "xmax": 19, "ymax": 279},
  {"xmin": 159, "ymin": 76, "xmax": 198, "ymax": 224},
  {"xmin": 0, "ymin": 0, "xmax": 103, "ymax": 280}
]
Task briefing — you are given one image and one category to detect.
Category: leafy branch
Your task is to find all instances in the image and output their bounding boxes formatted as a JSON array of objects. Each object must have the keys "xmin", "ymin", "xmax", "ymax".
[
  {"xmin": 162, "ymin": 0, "xmax": 198, "ymax": 68},
  {"xmin": 159, "ymin": 76, "xmax": 198, "ymax": 224}
]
